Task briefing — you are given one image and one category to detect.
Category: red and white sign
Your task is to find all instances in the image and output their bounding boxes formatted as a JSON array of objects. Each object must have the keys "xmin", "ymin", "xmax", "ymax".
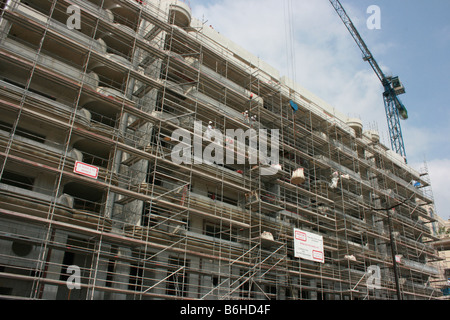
[
  {"xmin": 293, "ymin": 228, "xmax": 324, "ymax": 264},
  {"xmin": 312, "ymin": 250, "xmax": 324, "ymax": 261},
  {"xmin": 295, "ymin": 230, "xmax": 307, "ymax": 242},
  {"xmin": 74, "ymin": 161, "xmax": 99, "ymax": 179}
]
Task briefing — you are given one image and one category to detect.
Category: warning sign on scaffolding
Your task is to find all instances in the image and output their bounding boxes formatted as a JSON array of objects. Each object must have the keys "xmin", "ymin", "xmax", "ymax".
[
  {"xmin": 293, "ymin": 228, "xmax": 324, "ymax": 264},
  {"xmin": 74, "ymin": 161, "xmax": 99, "ymax": 179}
]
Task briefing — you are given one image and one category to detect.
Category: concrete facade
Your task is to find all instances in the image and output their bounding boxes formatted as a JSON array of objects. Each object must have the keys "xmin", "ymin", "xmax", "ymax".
[{"xmin": 0, "ymin": 0, "xmax": 443, "ymax": 300}]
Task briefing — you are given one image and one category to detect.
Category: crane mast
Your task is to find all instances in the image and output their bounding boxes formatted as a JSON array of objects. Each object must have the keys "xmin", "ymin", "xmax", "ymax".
[{"xmin": 329, "ymin": 0, "xmax": 408, "ymax": 161}]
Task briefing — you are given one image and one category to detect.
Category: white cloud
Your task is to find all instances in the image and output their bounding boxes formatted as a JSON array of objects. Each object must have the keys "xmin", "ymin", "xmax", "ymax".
[
  {"xmin": 421, "ymin": 159, "xmax": 450, "ymax": 221},
  {"xmin": 192, "ymin": 0, "xmax": 386, "ymax": 126},
  {"xmin": 402, "ymin": 121, "xmax": 450, "ymax": 165}
]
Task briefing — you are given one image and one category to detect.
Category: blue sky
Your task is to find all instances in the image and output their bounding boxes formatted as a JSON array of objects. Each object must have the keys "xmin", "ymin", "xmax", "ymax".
[{"xmin": 189, "ymin": 0, "xmax": 450, "ymax": 220}]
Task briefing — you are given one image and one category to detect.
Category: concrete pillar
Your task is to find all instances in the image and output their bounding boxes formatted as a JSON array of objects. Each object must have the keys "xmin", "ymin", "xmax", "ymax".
[
  {"xmin": 42, "ymin": 231, "xmax": 68, "ymax": 299},
  {"xmin": 310, "ymin": 279, "xmax": 317, "ymax": 300},
  {"xmin": 110, "ymin": 246, "xmax": 131, "ymax": 300},
  {"xmin": 89, "ymin": 243, "xmax": 111, "ymax": 300}
]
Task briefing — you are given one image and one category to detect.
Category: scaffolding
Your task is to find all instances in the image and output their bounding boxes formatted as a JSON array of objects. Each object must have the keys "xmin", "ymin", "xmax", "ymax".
[{"xmin": 0, "ymin": 0, "xmax": 442, "ymax": 300}]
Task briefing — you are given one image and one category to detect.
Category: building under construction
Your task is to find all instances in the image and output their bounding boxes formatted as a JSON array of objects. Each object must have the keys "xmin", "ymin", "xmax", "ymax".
[{"xmin": 0, "ymin": 0, "xmax": 443, "ymax": 300}]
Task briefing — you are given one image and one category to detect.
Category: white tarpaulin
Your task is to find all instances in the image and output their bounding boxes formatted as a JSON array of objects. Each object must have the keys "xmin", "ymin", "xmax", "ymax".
[{"xmin": 293, "ymin": 228, "xmax": 324, "ymax": 263}]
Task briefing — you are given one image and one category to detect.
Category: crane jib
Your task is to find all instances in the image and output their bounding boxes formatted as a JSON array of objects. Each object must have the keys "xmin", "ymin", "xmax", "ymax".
[{"xmin": 329, "ymin": 0, "xmax": 408, "ymax": 160}]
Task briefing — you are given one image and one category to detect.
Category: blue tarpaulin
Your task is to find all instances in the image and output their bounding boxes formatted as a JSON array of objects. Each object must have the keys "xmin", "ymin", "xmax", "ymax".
[{"xmin": 289, "ymin": 100, "xmax": 299, "ymax": 112}]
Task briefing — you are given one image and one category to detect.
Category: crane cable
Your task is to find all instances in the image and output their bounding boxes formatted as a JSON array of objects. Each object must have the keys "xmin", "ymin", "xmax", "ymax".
[{"xmin": 284, "ymin": 0, "xmax": 297, "ymax": 85}]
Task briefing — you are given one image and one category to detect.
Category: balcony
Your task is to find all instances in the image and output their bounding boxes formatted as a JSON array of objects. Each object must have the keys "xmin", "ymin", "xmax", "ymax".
[{"xmin": 167, "ymin": 0, "xmax": 191, "ymax": 28}]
